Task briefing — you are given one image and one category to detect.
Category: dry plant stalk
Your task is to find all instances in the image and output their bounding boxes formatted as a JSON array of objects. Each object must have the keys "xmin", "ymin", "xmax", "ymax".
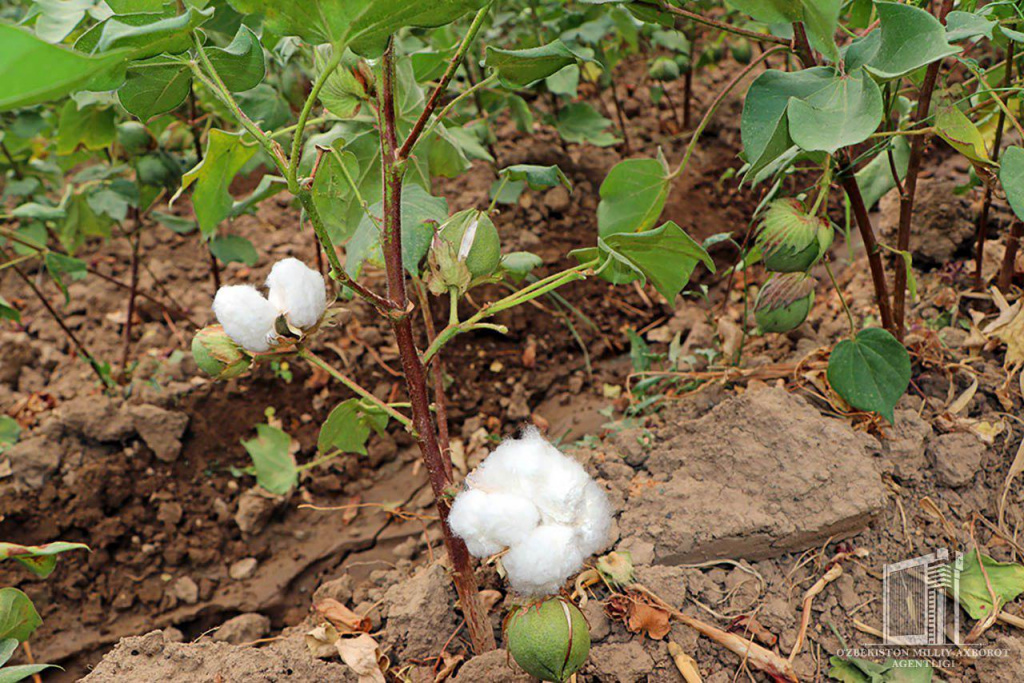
[
  {"xmin": 667, "ymin": 640, "xmax": 702, "ymax": 683},
  {"xmin": 789, "ymin": 564, "xmax": 842, "ymax": 662}
]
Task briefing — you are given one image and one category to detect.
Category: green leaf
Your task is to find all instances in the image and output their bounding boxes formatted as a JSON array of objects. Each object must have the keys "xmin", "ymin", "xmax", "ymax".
[
  {"xmin": 44, "ymin": 252, "xmax": 87, "ymax": 304},
  {"xmin": 726, "ymin": 0, "xmax": 838, "ymax": 62},
  {"xmin": 225, "ymin": 0, "xmax": 487, "ymax": 57},
  {"xmin": 176, "ymin": 129, "xmax": 257, "ymax": 236},
  {"xmin": 0, "ymin": 589, "xmax": 41, "ymax": 643},
  {"xmin": 827, "ymin": 328, "xmax": 910, "ymax": 423},
  {"xmin": 956, "ymin": 549, "xmax": 1024, "ymax": 620},
  {"xmin": 999, "ymin": 146, "xmax": 1024, "ymax": 221},
  {"xmin": 725, "ymin": 0, "xmax": 799, "ymax": 24},
  {"xmin": 56, "ymin": 101, "xmax": 116, "ymax": 155},
  {"xmin": 229, "ymin": 175, "xmax": 287, "ymax": 219},
  {"xmin": 117, "ymin": 57, "xmax": 192, "ymax": 121},
  {"xmin": 315, "ymin": 47, "xmax": 367, "ymax": 118},
  {"xmin": 786, "ymin": 68, "xmax": 883, "ymax": 154},
  {"xmin": 934, "ymin": 105, "xmax": 991, "ymax": 164},
  {"xmin": 237, "ymin": 83, "xmax": 291, "ymax": 129},
  {"xmin": 345, "ymin": 183, "xmax": 448, "ymax": 277},
  {"xmin": 0, "ymin": 639, "xmax": 16, "ymax": 667},
  {"xmin": 828, "ymin": 656, "xmax": 932, "ymax": 683},
  {"xmin": 0, "ymin": 416, "xmax": 19, "ymax": 453},
  {"xmin": 209, "ymin": 234, "xmax": 258, "ymax": 265},
  {"xmin": 0, "ymin": 297, "xmax": 19, "ymax": 324},
  {"xmin": 152, "ymin": 210, "xmax": 198, "ymax": 234},
  {"xmin": 499, "ymin": 164, "xmax": 572, "ymax": 192},
  {"xmin": 500, "ymin": 251, "xmax": 543, "ymax": 283},
  {"xmin": 241, "ymin": 424, "xmax": 297, "ymax": 495},
  {"xmin": 867, "ymin": 2, "xmax": 960, "ymax": 79},
  {"xmin": 0, "ymin": 24, "xmax": 129, "ymax": 111},
  {"xmin": 854, "ymin": 137, "xmax": 910, "ymax": 209},
  {"xmin": 576, "ymin": 220, "xmax": 714, "ymax": 301},
  {"xmin": 545, "ymin": 65, "xmax": 580, "ymax": 97},
  {"xmin": 206, "ymin": 26, "xmax": 265, "ymax": 92},
  {"xmin": 0, "ymin": 663, "xmax": 58, "ymax": 683},
  {"xmin": 317, "ymin": 398, "xmax": 388, "ymax": 454},
  {"xmin": 0, "ymin": 542, "xmax": 89, "ymax": 578},
  {"xmin": 32, "ymin": 0, "xmax": 95, "ymax": 43},
  {"xmin": 945, "ymin": 11, "xmax": 996, "ymax": 42},
  {"xmin": 556, "ymin": 102, "xmax": 619, "ymax": 147},
  {"xmin": 596, "ymin": 157, "xmax": 669, "ymax": 238},
  {"xmin": 485, "ymin": 40, "xmax": 581, "ymax": 88},
  {"xmin": 91, "ymin": 7, "xmax": 213, "ymax": 59}
]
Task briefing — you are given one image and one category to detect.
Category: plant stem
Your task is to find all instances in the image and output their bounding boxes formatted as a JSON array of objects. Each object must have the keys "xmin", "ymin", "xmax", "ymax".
[
  {"xmin": 409, "ymin": 74, "xmax": 499, "ymax": 159},
  {"xmin": 999, "ymin": 221, "xmax": 1023, "ymax": 290},
  {"xmin": 838, "ymin": 159, "xmax": 895, "ymax": 332},
  {"xmin": 609, "ymin": 73, "xmax": 632, "ymax": 154},
  {"xmin": 892, "ymin": 0, "xmax": 954, "ymax": 339},
  {"xmin": 379, "ymin": 43, "xmax": 495, "ymax": 655},
  {"xmin": 288, "ymin": 49, "xmax": 342, "ymax": 184},
  {"xmin": 824, "ymin": 259, "xmax": 856, "ymax": 336},
  {"xmin": 188, "ymin": 89, "xmax": 221, "ymax": 295},
  {"xmin": 977, "ymin": 40, "xmax": 1016, "ymax": 288},
  {"xmin": 298, "ymin": 348, "xmax": 412, "ymax": 428},
  {"xmin": 397, "ymin": 4, "xmax": 491, "ymax": 160},
  {"xmin": 120, "ymin": 208, "xmax": 142, "ymax": 380},
  {"xmin": 670, "ymin": 46, "xmax": 787, "ymax": 180}
]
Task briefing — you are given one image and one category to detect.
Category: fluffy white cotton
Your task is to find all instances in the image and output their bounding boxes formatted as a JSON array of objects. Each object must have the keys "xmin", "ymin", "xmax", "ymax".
[
  {"xmin": 266, "ymin": 258, "xmax": 327, "ymax": 330},
  {"xmin": 449, "ymin": 428, "xmax": 612, "ymax": 597},
  {"xmin": 449, "ymin": 489, "xmax": 541, "ymax": 558},
  {"xmin": 502, "ymin": 524, "xmax": 586, "ymax": 596},
  {"xmin": 212, "ymin": 285, "xmax": 279, "ymax": 353}
]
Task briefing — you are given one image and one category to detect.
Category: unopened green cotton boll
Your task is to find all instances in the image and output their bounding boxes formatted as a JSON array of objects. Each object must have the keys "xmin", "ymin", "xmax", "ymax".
[
  {"xmin": 437, "ymin": 209, "xmax": 501, "ymax": 278},
  {"xmin": 648, "ymin": 56, "xmax": 680, "ymax": 82},
  {"xmin": 755, "ymin": 273, "xmax": 815, "ymax": 333},
  {"xmin": 191, "ymin": 325, "xmax": 251, "ymax": 379},
  {"xmin": 755, "ymin": 198, "xmax": 833, "ymax": 273},
  {"xmin": 116, "ymin": 121, "xmax": 151, "ymax": 155},
  {"xmin": 506, "ymin": 599, "xmax": 590, "ymax": 683},
  {"xmin": 212, "ymin": 285, "xmax": 280, "ymax": 353}
]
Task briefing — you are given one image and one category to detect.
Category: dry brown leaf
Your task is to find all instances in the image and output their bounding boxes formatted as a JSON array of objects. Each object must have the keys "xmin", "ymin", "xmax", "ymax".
[
  {"xmin": 983, "ymin": 288, "xmax": 1024, "ymax": 370},
  {"xmin": 342, "ymin": 495, "xmax": 361, "ymax": 526},
  {"xmin": 305, "ymin": 623, "xmax": 341, "ymax": 658},
  {"xmin": 337, "ymin": 634, "xmax": 387, "ymax": 683},
  {"xmin": 478, "ymin": 589, "xmax": 502, "ymax": 614},
  {"xmin": 627, "ymin": 601, "xmax": 672, "ymax": 640},
  {"xmin": 315, "ymin": 598, "xmax": 371, "ymax": 634}
]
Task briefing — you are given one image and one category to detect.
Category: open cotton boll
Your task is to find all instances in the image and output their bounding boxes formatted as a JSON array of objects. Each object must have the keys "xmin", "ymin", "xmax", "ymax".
[
  {"xmin": 212, "ymin": 285, "xmax": 279, "ymax": 353},
  {"xmin": 502, "ymin": 524, "xmax": 586, "ymax": 597},
  {"xmin": 265, "ymin": 258, "xmax": 327, "ymax": 330},
  {"xmin": 449, "ymin": 489, "xmax": 541, "ymax": 558},
  {"xmin": 575, "ymin": 480, "xmax": 612, "ymax": 557}
]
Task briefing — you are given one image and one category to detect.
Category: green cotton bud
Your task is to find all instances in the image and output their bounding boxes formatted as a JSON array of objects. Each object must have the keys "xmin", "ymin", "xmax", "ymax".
[
  {"xmin": 648, "ymin": 56, "xmax": 680, "ymax": 82},
  {"xmin": 437, "ymin": 209, "xmax": 502, "ymax": 279},
  {"xmin": 506, "ymin": 598, "xmax": 590, "ymax": 683},
  {"xmin": 426, "ymin": 233, "xmax": 473, "ymax": 297},
  {"xmin": 755, "ymin": 273, "xmax": 816, "ymax": 333},
  {"xmin": 191, "ymin": 325, "xmax": 252, "ymax": 379},
  {"xmin": 755, "ymin": 199, "xmax": 834, "ymax": 273}
]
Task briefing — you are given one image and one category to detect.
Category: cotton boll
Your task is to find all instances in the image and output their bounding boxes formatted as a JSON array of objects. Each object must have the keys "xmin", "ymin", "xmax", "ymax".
[
  {"xmin": 449, "ymin": 489, "xmax": 541, "ymax": 558},
  {"xmin": 212, "ymin": 285, "xmax": 279, "ymax": 353},
  {"xmin": 502, "ymin": 524, "xmax": 585, "ymax": 597},
  {"xmin": 575, "ymin": 480, "xmax": 612, "ymax": 557},
  {"xmin": 266, "ymin": 258, "xmax": 327, "ymax": 329}
]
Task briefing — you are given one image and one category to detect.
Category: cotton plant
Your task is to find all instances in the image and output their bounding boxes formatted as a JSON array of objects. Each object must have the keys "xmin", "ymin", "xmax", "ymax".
[
  {"xmin": 193, "ymin": 258, "xmax": 330, "ymax": 378},
  {"xmin": 448, "ymin": 428, "xmax": 611, "ymax": 682}
]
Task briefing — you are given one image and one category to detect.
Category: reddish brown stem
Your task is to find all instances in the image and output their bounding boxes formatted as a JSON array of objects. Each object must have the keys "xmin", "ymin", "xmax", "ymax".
[
  {"xmin": 379, "ymin": 45, "xmax": 495, "ymax": 655},
  {"xmin": 609, "ymin": 74, "xmax": 632, "ymax": 154},
  {"xmin": 975, "ymin": 39, "xmax": 1015, "ymax": 288},
  {"xmin": 840, "ymin": 166, "xmax": 895, "ymax": 332},
  {"xmin": 892, "ymin": 0, "xmax": 954, "ymax": 338},
  {"xmin": 120, "ymin": 208, "xmax": 142, "ymax": 379},
  {"xmin": 999, "ymin": 222, "xmax": 1023, "ymax": 290}
]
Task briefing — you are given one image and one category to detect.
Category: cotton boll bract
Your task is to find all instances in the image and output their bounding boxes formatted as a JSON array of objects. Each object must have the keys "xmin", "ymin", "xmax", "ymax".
[
  {"xmin": 449, "ymin": 489, "xmax": 541, "ymax": 558},
  {"xmin": 212, "ymin": 285, "xmax": 279, "ymax": 353},
  {"xmin": 266, "ymin": 258, "xmax": 327, "ymax": 330},
  {"xmin": 502, "ymin": 524, "xmax": 585, "ymax": 597}
]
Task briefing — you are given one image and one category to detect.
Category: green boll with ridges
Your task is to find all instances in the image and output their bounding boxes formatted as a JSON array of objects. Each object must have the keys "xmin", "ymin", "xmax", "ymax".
[
  {"xmin": 437, "ymin": 209, "xmax": 502, "ymax": 279},
  {"xmin": 755, "ymin": 273, "xmax": 815, "ymax": 333},
  {"xmin": 192, "ymin": 325, "xmax": 252, "ymax": 379},
  {"xmin": 649, "ymin": 56, "xmax": 680, "ymax": 82},
  {"xmin": 506, "ymin": 598, "xmax": 590, "ymax": 683},
  {"xmin": 755, "ymin": 199, "xmax": 833, "ymax": 273}
]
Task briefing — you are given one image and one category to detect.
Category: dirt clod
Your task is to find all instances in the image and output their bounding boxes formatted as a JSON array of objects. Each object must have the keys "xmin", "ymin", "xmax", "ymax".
[
  {"xmin": 234, "ymin": 488, "xmax": 283, "ymax": 536},
  {"xmin": 927, "ymin": 432, "xmax": 986, "ymax": 488},
  {"xmin": 380, "ymin": 561, "xmax": 460, "ymax": 660},
  {"xmin": 212, "ymin": 613, "xmax": 271, "ymax": 644},
  {"xmin": 229, "ymin": 557, "xmax": 259, "ymax": 580},
  {"xmin": 128, "ymin": 404, "xmax": 189, "ymax": 462},
  {"xmin": 453, "ymin": 649, "xmax": 531, "ymax": 682}
]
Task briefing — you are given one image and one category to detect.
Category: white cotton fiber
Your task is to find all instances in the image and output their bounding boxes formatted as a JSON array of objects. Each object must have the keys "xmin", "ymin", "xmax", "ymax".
[
  {"xmin": 449, "ymin": 489, "xmax": 541, "ymax": 558},
  {"xmin": 266, "ymin": 258, "xmax": 327, "ymax": 330},
  {"xmin": 212, "ymin": 285, "xmax": 279, "ymax": 353},
  {"xmin": 502, "ymin": 524, "xmax": 585, "ymax": 597},
  {"xmin": 449, "ymin": 428, "xmax": 613, "ymax": 597}
]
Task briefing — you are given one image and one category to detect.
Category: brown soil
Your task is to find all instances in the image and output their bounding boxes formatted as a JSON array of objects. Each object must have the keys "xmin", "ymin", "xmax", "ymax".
[{"xmin": 2, "ymin": 52, "xmax": 1024, "ymax": 683}]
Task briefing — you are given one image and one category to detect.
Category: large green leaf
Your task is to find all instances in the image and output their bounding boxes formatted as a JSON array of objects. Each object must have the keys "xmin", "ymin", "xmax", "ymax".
[
  {"xmin": 56, "ymin": 101, "xmax": 116, "ymax": 155},
  {"xmin": 499, "ymin": 164, "xmax": 572, "ymax": 192},
  {"xmin": 209, "ymin": 234, "xmax": 258, "ymax": 265},
  {"xmin": 0, "ymin": 589, "xmax": 40, "ymax": 644},
  {"xmin": 945, "ymin": 10, "xmax": 997, "ymax": 42},
  {"xmin": 241, "ymin": 424, "xmax": 297, "ymax": 495},
  {"xmin": 317, "ymin": 398, "xmax": 388, "ymax": 454},
  {"xmin": 0, "ymin": 542, "xmax": 89, "ymax": 578},
  {"xmin": 934, "ymin": 105, "xmax": 991, "ymax": 165},
  {"xmin": 573, "ymin": 221, "xmax": 713, "ymax": 301},
  {"xmin": 956, "ymin": 550, "xmax": 1024, "ymax": 620},
  {"xmin": 0, "ymin": 663, "xmax": 57, "ymax": 683},
  {"xmin": 92, "ymin": 7, "xmax": 212, "ymax": 59},
  {"xmin": 117, "ymin": 57, "xmax": 192, "ymax": 121},
  {"xmin": 31, "ymin": 0, "xmax": 95, "ymax": 43},
  {"xmin": 596, "ymin": 157, "xmax": 669, "ymax": 238},
  {"xmin": 556, "ymin": 102, "xmax": 619, "ymax": 147},
  {"xmin": 827, "ymin": 328, "xmax": 910, "ymax": 423},
  {"xmin": 175, "ymin": 129, "xmax": 258, "ymax": 236},
  {"xmin": 866, "ymin": 2, "xmax": 960, "ymax": 80},
  {"xmin": 725, "ymin": 0, "xmax": 838, "ymax": 62},
  {"xmin": 786, "ymin": 68, "xmax": 882, "ymax": 153},
  {"xmin": 0, "ymin": 24, "xmax": 129, "ymax": 111},
  {"xmin": 206, "ymin": 25, "xmax": 265, "ymax": 92},
  {"xmin": 1000, "ymin": 146, "xmax": 1024, "ymax": 221},
  {"xmin": 226, "ymin": 0, "xmax": 487, "ymax": 57},
  {"xmin": 485, "ymin": 40, "xmax": 581, "ymax": 88},
  {"xmin": 828, "ymin": 656, "xmax": 932, "ymax": 682}
]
